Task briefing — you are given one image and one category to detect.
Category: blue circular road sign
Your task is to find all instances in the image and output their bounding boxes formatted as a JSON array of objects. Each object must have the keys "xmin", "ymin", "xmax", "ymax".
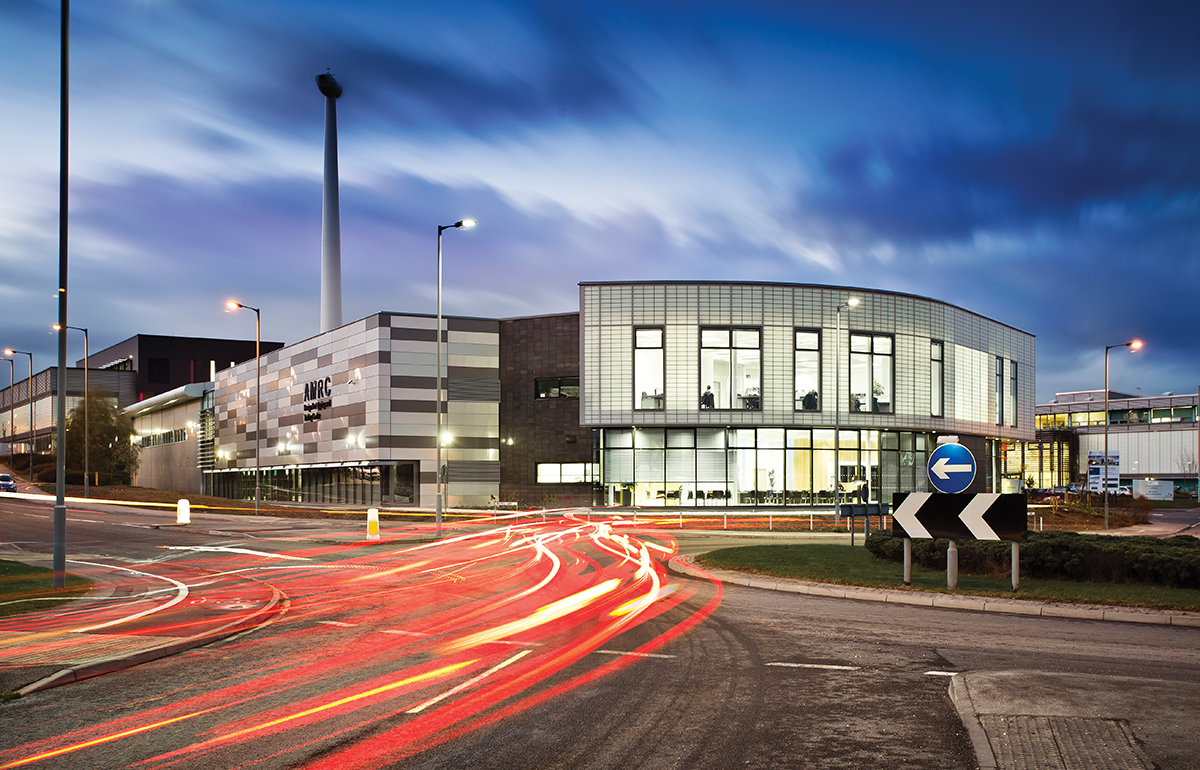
[{"xmin": 927, "ymin": 442, "xmax": 976, "ymax": 494}]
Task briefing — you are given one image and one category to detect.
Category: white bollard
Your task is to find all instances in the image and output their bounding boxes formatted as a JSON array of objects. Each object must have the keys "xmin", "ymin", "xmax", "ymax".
[
  {"xmin": 367, "ymin": 508, "xmax": 380, "ymax": 540},
  {"xmin": 176, "ymin": 499, "xmax": 190, "ymax": 525}
]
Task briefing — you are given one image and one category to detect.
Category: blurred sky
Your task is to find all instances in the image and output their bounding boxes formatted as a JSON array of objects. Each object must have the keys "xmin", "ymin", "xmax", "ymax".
[{"xmin": 2, "ymin": 0, "xmax": 1197, "ymax": 403}]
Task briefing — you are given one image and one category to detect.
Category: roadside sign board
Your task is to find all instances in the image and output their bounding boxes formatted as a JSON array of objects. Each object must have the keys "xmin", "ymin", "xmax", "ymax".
[
  {"xmin": 891, "ymin": 492, "xmax": 1028, "ymax": 541},
  {"xmin": 927, "ymin": 442, "xmax": 976, "ymax": 494}
]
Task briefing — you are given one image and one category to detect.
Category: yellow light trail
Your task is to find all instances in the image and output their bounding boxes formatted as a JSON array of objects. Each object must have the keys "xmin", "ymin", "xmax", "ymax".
[
  {"xmin": 0, "ymin": 706, "xmax": 225, "ymax": 769},
  {"xmin": 443, "ymin": 578, "xmax": 621, "ymax": 652},
  {"xmin": 217, "ymin": 660, "xmax": 474, "ymax": 742}
]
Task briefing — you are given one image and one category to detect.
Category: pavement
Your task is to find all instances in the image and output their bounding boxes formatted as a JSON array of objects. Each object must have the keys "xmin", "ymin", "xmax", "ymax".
[{"xmin": 2, "ymin": 486, "xmax": 1199, "ymax": 768}]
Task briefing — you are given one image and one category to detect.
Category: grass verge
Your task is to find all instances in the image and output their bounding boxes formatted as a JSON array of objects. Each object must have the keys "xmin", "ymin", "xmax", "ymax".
[
  {"xmin": 696, "ymin": 543, "xmax": 1200, "ymax": 613},
  {"xmin": 0, "ymin": 559, "xmax": 92, "ymax": 618}
]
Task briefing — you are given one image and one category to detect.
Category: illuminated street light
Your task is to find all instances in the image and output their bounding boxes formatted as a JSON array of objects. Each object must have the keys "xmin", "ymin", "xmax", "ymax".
[
  {"xmin": 1104, "ymin": 339, "xmax": 1143, "ymax": 528},
  {"xmin": 435, "ymin": 218, "xmax": 475, "ymax": 536},
  {"xmin": 4, "ymin": 350, "xmax": 34, "ymax": 486},
  {"xmin": 227, "ymin": 301, "xmax": 262, "ymax": 515},
  {"xmin": 833, "ymin": 296, "xmax": 859, "ymax": 525}
]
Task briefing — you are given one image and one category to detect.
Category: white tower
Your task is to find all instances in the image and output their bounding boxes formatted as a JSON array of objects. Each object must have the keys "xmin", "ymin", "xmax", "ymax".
[{"xmin": 317, "ymin": 72, "xmax": 343, "ymax": 332}]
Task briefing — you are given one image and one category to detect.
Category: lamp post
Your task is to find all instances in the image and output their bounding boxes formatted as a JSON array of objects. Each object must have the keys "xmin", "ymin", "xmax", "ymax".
[
  {"xmin": 2, "ymin": 357, "xmax": 12, "ymax": 465},
  {"xmin": 55, "ymin": 324, "xmax": 88, "ymax": 497},
  {"xmin": 5, "ymin": 350, "xmax": 34, "ymax": 485},
  {"xmin": 227, "ymin": 301, "xmax": 261, "ymax": 515},
  {"xmin": 1104, "ymin": 339, "xmax": 1142, "ymax": 528},
  {"xmin": 833, "ymin": 296, "xmax": 859, "ymax": 525},
  {"xmin": 435, "ymin": 218, "xmax": 475, "ymax": 535}
]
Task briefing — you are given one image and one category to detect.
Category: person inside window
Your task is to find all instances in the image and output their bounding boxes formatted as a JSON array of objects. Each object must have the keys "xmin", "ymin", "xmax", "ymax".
[{"xmin": 701, "ymin": 386, "xmax": 715, "ymax": 409}]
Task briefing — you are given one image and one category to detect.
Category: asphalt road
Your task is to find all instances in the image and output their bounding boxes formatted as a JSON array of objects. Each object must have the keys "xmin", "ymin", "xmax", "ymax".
[{"xmin": 1, "ymin": 498, "xmax": 1198, "ymax": 769}]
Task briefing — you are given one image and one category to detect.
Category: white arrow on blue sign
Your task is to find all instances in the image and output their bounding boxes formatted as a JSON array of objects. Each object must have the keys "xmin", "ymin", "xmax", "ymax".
[{"xmin": 927, "ymin": 442, "xmax": 976, "ymax": 494}]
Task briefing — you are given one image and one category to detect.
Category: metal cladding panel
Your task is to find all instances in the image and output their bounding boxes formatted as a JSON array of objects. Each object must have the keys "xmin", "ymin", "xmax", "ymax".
[{"xmin": 891, "ymin": 492, "xmax": 1028, "ymax": 541}]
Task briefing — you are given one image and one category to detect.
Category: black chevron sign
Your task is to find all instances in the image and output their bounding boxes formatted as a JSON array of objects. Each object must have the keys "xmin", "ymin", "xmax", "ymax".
[{"xmin": 891, "ymin": 492, "xmax": 1027, "ymax": 541}]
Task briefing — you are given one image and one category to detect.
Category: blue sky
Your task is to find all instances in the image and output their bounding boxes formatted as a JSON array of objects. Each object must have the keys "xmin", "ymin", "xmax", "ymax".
[{"xmin": 2, "ymin": 0, "xmax": 1197, "ymax": 403}]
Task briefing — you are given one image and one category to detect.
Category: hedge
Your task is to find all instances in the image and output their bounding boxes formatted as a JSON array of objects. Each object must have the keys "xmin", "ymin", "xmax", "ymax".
[{"xmin": 864, "ymin": 530, "xmax": 1200, "ymax": 589}]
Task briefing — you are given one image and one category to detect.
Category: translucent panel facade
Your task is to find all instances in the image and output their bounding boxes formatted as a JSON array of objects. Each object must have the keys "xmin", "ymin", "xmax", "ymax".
[{"xmin": 581, "ymin": 282, "xmax": 1035, "ymax": 505}]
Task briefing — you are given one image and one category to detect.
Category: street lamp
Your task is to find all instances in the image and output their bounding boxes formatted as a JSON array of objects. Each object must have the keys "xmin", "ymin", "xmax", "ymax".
[
  {"xmin": 435, "ymin": 218, "xmax": 475, "ymax": 535},
  {"xmin": 1104, "ymin": 339, "xmax": 1142, "ymax": 528},
  {"xmin": 833, "ymin": 296, "xmax": 859, "ymax": 525},
  {"xmin": 55, "ymin": 324, "xmax": 88, "ymax": 497},
  {"xmin": 4, "ymin": 350, "xmax": 34, "ymax": 485},
  {"xmin": 227, "ymin": 301, "xmax": 261, "ymax": 515},
  {"xmin": 2, "ymin": 357, "xmax": 13, "ymax": 466}
]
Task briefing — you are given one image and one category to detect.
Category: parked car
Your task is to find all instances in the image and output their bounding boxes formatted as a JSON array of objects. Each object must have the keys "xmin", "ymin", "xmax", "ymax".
[
  {"xmin": 0, "ymin": 474, "xmax": 15, "ymax": 492},
  {"xmin": 1116, "ymin": 486, "xmax": 1132, "ymax": 496}
]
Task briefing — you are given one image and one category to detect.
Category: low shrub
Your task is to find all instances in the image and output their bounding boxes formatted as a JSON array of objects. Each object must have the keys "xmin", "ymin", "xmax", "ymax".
[{"xmin": 865, "ymin": 530, "xmax": 1200, "ymax": 589}]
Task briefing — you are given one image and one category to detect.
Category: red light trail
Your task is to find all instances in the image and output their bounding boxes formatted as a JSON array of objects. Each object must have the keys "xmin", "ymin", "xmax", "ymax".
[{"xmin": 0, "ymin": 514, "xmax": 721, "ymax": 769}]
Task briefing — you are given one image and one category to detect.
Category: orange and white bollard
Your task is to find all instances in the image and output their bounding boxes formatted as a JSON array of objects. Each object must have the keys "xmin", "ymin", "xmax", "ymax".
[{"xmin": 367, "ymin": 508, "xmax": 380, "ymax": 540}]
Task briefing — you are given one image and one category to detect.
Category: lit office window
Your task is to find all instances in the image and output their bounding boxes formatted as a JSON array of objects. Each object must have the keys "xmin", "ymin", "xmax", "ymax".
[
  {"xmin": 535, "ymin": 377, "xmax": 579, "ymax": 399},
  {"xmin": 634, "ymin": 328, "xmax": 665, "ymax": 410},
  {"xmin": 849, "ymin": 334, "xmax": 893, "ymax": 413},
  {"xmin": 996, "ymin": 356, "xmax": 1004, "ymax": 426},
  {"xmin": 1010, "ymin": 360, "xmax": 1018, "ymax": 427},
  {"xmin": 931, "ymin": 340, "xmax": 944, "ymax": 417},
  {"xmin": 536, "ymin": 463, "xmax": 598, "ymax": 484},
  {"xmin": 700, "ymin": 328, "xmax": 761, "ymax": 410},
  {"xmin": 794, "ymin": 329, "xmax": 821, "ymax": 411}
]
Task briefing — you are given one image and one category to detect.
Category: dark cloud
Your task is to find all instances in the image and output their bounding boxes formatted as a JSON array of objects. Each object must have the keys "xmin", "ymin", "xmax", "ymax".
[
  {"xmin": 799, "ymin": 96, "xmax": 1200, "ymax": 246},
  {"xmin": 195, "ymin": 4, "xmax": 646, "ymax": 140}
]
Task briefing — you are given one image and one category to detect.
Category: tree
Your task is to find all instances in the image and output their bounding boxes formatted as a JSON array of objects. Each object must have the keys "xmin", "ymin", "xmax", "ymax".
[{"xmin": 64, "ymin": 387, "xmax": 140, "ymax": 485}]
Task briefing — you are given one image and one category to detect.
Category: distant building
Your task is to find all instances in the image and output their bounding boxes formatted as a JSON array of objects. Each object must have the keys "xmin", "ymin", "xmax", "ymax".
[
  {"xmin": 1, "ymin": 367, "xmax": 136, "ymax": 458},
  {"xmin": 1027, "ymin": 390, "xmax": 1200, "ymax": 495},
  {"xmin": 83, "ymin": 334, "xmax": 283, "ymax": 402}
]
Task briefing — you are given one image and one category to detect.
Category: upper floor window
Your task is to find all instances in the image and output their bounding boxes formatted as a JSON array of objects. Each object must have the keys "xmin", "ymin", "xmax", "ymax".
[
  {"xmin": 1010, "ymin": 360, "xmax": 1018, "ymax": 427},
  {"xmin": 700, "ymin": 328, "xmax": 761, "ymax": 410},
  {"xmin": 995, "ymin": 356, "xmax": 1004, "ymax": 426},
  {"xmin": 634, "ymin": 328, "xmax": 664, "ymax": 410},
  {"xmin": 536, "ymin": 377, "xmax": 579, "ymax": 399},
  {"xmin": 930, "ymin": 340, "xmax": 944, "ymax": 417},
  {"xmin": 849, "ymin": 333, "xmax": 893, "ymax": 413},
  {"xmin": 794, "ymin": 329, "xmax": 821, "ymax": 411}
]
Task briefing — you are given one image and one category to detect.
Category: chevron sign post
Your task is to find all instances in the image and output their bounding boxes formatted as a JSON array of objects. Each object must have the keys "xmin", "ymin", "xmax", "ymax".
[
  {"xmin": 891, "ymin": 492, "xmax": 1027, "ymax": 541},
  {"xmin": 891, "ymin": 492, "xmax": 1028, "ymax": 591}
]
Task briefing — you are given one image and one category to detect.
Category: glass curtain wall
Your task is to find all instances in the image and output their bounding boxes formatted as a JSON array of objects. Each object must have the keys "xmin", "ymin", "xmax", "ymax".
[{"xmin": 600, "ymin": 427, "xmax": 930, "ymax": 507}]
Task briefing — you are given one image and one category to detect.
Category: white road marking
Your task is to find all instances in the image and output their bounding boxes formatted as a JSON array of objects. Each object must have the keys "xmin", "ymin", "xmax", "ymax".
[
  {"xmin": 382, "ymin": 629, "xmax": 430, "ymax": 637},
  {"xmin": 67, "ymin": 560, "xmax": 189, "ymax": 633},
  {"xmin": 162, "ymin": 545, "xmax": 310, "ymax": 560},
  {"xmin": 767, "ymin": 662, "xmax": 860, "ymax": 671},
  {"xmin": 925, "ymin": 671, "xmax": 958, "ymax": 677},
  {"xmin": 595, "ymin": 649, "xmax": 676, "ymax": 659},
  {"xmin": 406, "ymin": 650, "xmax": 533, "ymax": 714},
  {"xmin": 317, "ymin": 620, "xmax": 356, "ymax": 627}
]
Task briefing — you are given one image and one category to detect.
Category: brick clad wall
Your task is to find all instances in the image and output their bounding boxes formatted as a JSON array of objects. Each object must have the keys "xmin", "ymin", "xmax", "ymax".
[{"xmin": 499, "ymin": 313, "xmax": 594, "ymax": 507}]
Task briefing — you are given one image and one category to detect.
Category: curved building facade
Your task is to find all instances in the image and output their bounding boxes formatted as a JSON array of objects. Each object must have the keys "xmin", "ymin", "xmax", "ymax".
[{"xmin": 580, "ymin": 282, "xmax": 1034, "ymax": 507}]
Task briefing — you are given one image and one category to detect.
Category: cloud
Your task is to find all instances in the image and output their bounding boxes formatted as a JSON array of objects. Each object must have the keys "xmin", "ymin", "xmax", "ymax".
[{"xmin": 798, "ymin": 95, "xmax": 1200, "ymax": 247}]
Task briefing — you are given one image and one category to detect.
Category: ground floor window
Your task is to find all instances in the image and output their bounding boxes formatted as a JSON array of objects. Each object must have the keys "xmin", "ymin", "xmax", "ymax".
[
  {"xmin": 205, "ymin": 463, "xmax": 415, "ymax": 505},
  {"xmin": 598, "ymin": 427, "xmax": 930, "ymax": 507}
]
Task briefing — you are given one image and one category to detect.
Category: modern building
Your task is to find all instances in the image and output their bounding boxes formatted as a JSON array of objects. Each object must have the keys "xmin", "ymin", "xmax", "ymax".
[
  {"xmin": 1026, "ymin": 389, "xmax": 1200, "ymax": 495},
  {"xmin": 143, "ymin": 281, "xmax": 1036, "ymax": 508},
  {"xmin": 124, "ymin": 383, "xmax": 210, "ymax": 494},
  {"xmin": 1, "ymin": 367, "xmax": 137, "ymax": 459},
  {"xmin": 578, "ymin": 282, "xmax": 1035, "ymax": 507},
  {"xmin": 84, "ymin": 334, "xmax": 283, "ymax": 403},
  {"xmin": 203, "ymin": 312, "xmax": 500, "ymax": 505}
]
